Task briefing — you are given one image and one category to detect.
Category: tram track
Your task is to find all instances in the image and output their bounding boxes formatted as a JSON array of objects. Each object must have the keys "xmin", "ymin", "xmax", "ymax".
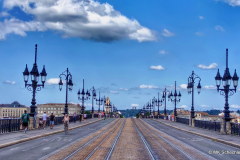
[
  {"xmin": 46, "ymin": 119, "xmax": 121, "ymax": 160},
  {"xmin": 137, "ymin": 119, "xmax": 216, "ymax": 160}
]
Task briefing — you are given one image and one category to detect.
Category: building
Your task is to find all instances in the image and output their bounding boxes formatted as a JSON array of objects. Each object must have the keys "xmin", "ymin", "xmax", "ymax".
[
  {"xmin": 0, "ymin": 101, "xmax": 29, "ymax": 119},
  {"xmin": 132, "ymin": 107, "xmax": 136, "ymax": 110},
  {"xmin": 37, "ymin": 103, "xmax": 82, "ymax": 117},
  {"xmin": 105, "ymin": 96, "xmax": 111, "ymax": 113}
]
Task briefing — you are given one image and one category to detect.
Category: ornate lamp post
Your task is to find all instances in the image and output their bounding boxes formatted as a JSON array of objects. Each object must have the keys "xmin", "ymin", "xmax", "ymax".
[
  {"xmin": 187, "ymin": 71, "xmax": 201, "ymax": 126},
  {"xmin": 162, "ymin": 88, "xmax": 170, "ymax": 118},
  {"xmin": 169, "ymin": 81, "xmax": 181, "ymax": 121},
  {"xmin": 89, "ymin": 87, "xmax": 97, "ymax": 113},
  {"xmin": 215, "ymin": 49, "xmax": 239, "ymax": 134},
  {"xmin": 77, "ymin": 79, "xmax": 90, "ymax": 114},
  {"xmin": 154, "ymin": 92, "xmax": 163, "ymax": 116},
  {"xmin": 102, "ymin": 96, "xmax": 106, "ymax": 112},
  {"xmin": 23, "ymin": 44, "xmax": 47, "ymax": 119},
  {"xmin": 96, "ymin": 91, "xmax": 103, "ymax": 113},
  {"xmin": 58, "ymin": 68, "xmax": 73, "ymax": 114}
]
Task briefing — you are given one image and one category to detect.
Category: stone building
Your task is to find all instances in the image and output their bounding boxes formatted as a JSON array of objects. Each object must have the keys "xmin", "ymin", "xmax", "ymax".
[
  {"xmin": 105, "ymin": 96, "xmax": 111, "ymax": 113},
  {"xmin": 37, "ymin": 103, "xmax": 82, "ymax": 117},
  {"xmin": 0, "ymin": 101, "xmax": 29, "ymax": 119}
]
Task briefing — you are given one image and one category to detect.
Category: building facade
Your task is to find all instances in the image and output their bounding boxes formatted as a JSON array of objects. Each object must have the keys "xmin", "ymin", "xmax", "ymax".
[
  {"xmin": 37, "ymin": 103, "xmax": 82, "ymax": 117},
  {"xmin": 0, "ymin": 101, "xmax": 29, "ymax": 119},
  {"xmin": 105, "ymin": 96, "xmax": 111, "ymax": 113}
]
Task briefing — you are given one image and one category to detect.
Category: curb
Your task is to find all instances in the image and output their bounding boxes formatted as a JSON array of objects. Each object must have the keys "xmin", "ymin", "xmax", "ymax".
[
  {"xmin": 0, "ymin": 118, "xmax": 103, "ymax": 149},
  {"xmin": 151, "ymin": 119, "xmax": 240, "ymax": 149}
]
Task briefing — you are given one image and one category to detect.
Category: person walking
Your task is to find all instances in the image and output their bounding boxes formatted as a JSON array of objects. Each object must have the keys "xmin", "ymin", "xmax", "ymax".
[
  {"xmin": 73, "ymin": 112, "xmax": 77, "ymax": 123},
  {"xmin": 62, "ymin": 114, "xmax": 70, "ymax": 133},
  {"xmin": 21, "ymin": 110, "xmax": 29, "ymax": 133},
  {"xmin": 49, "ymin": 113, "xmax": 55, "ymax": 129},
  {"xmin": 79, "ymin": 114, "xmax": 82, "ymax": 123},
  {"xmin": 38, "ymin": 117, "xmax": 43, "ymax": 129},
  {"xmin": 84, "ymin": 113, "xmax": 87, "ymax": 122},
  {"xmin": 42, "ymin": 112, "xmax": 48, "ymax": 129}
]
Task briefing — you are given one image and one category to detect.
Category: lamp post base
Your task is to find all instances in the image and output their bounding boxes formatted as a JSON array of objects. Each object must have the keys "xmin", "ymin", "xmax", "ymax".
[{"xmin": 220, "ymin": 118, "xmax": 232, "ymax": 134}]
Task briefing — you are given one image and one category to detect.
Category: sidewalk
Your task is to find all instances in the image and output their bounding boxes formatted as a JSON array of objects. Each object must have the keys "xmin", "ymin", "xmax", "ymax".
[
  {"xmin": 152, "ymin": 118, "xmax": 240, "ymax": 149},
  {"xmin": 0, "ymin": 118, "xmax": 102, "ymax": 149}
]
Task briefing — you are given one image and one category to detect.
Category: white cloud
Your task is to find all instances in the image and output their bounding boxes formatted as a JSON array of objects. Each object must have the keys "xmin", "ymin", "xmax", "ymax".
[
  {"xmin": 195, "ymin": 31, "xmax": 204, "ymax": 37},
  {"xmin": 131, "ymin": 104, "xmax": 139, "ymax": 107},
  {"xmin": 224, "ymin": 0, "xmax": 240, "ymax": 6},
  {"xmin": 139, "ymin": 85, "xmax": 159, "ymax": 89},
  {"xmin": 46, "ymin": 78, "xmax": 65, "ymax": 85},
  {"xmin": 200, "ymin": 105, "xmax": 209, "ymax": 108},
  {"xmin": 2, "ymin": 0, "xmax": 156, "ymax": 42},
  {"xmin": 150, "ymin": 65, "xmax": 165, "ymax": 70},
  {"xmin": 179, "ymin": 105, "xmax": 188, "ymax": 108},
  {"xmin": 162, "ymin": 29, "xmax": 174, "ymax": 37},
  {"xmin": 199, "ymin": 16, "xmax": 204, "ymax": 19},
  {"xmin": 159, "ymin": 50, "xmax": 168, "ymax": 54},
  {"xmin": 110, "ymin": 91, "xmax": 119, "ymax": 94},
  {"xmin": 215, "ymin": 25, "xmax": 225, "ymax": 32},
  {"xmin": 0, "ymin": 12, "xmax": 9, "ymax": 17},
  {"xmin": 3, "ymin": 80, "xmax": 16, "ymax": 85},
  {"xmin": 230, "ymin": 104, "xmax": 240, "ymax": 109},
  {"xmin": 119, "ymin": 88, "xmax": 128, "ymax": 91},
  {"xmin": 197, "ymin": 63, "xmax": 218, "ymax": 69},
  {"xmin": 203, "ymin": 85, "xmax": 217, "ymax": 90},
  {"xmin": 179, "ymin": 84, "xmax": 187, "ymax": 89}
]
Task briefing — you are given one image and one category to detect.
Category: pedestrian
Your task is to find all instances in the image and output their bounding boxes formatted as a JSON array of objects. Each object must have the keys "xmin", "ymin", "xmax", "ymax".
[
  {"xmin": 62, "ymin": 114, "xmax": 70, "ymax": 133},
  {"xmin": 83, "ymin": 113, "xmax": 87, "ymax": 122},
  {"xmin": 79, "ymin": 114, "xmax": 82, "ymax": 123},
  {"xmin": 21, "ymin": 110, "xmax": 30, "ymax": 133},
  {"xmin": 49, "ymin": 113, "xmax": 55, "ymax": 129},
  {"xmin": 73, "ymin": 112, "xmax": 77, "ymax": 123},
  {"xmin": 39, "ymin": 117, "xmax": 43, "ymax": 129},
  {"xmin": 42, "ymin": 112, "xmax": 48, "ymax": 129}
]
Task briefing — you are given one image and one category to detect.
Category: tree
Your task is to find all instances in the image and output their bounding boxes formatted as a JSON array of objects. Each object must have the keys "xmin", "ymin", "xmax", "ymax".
[
  {"xmin": 84, "ymin": 110, "xmax": 91, "ymax": 114},
  {"xmin": 136, "ymin": 113, "xmax": 139, "ymax": 118}
]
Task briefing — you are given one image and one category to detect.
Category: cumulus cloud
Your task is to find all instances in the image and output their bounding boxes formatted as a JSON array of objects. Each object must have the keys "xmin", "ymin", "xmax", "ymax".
[
  {"xmin": 3, "ymin": 80, "xmax": 16, "ymax": 85},
  {"xmin": 2, "ymin": 0, "xmax": 156, "ymax": 42},
  {"xmin": 199, "ymin": 16, "xmax": 204, "ymax": 19},
  {"xmin": 139, "ymin": 85, "xmax": 159, "ymax": 89},
  {"xmin": 195, "ymin": 31, "xmax": 204, "ymax": 37},
  {"xmin": 230, "ymin": 104, "xmax": 240, "ymax": 108},
  {"xmin": 215, "ymin": 25, "xmax": 225, "ymax": 32},
  {"xmin": 0, "ymin": 11, "xmax": 9, "ymax": 17},
  {"xmin": 162, "ymin": 29, "xmax": 174, "ymax": 37},
  {"xmin": 197, "ymin": 63, "xmax": 218, "ymax": 69},
  {"xmin": 131, "ymin": 104, "xmax": 139, "ymax": 107},
  {"xmin": 179, "ymin": 105, "xmax": 188, "ymax": 108},
  {"xmin": 200, "ymin": 105, "xmax": 209, "ymax": 108},
  {"xmin": 223, "ymin": 0, "xmax": 240, "ymax": 6},
  {"xmin": 150, "ymin": 65, "xmax": 165, "ymax": 70},
  {"xmin": 203, "ymin": 85, "xmax": 217, "ymax": 89},
  {"xmin": 119, "ymin": 88, "xmax": 128, "ymax": 91},
  {"xmin": 46, "ymin": 78, "xmax": 65, "ymax": 85},
  {"xmin": 159, "ymin": 50, "xmax": 168, "ymax": 54},
  {"xmin": 110, "ymin": 91, "xmax": 119, "ymax": 94},
  {"xmin": 179, "ymin": 84, "xmax": 187, "ymax": 89}
]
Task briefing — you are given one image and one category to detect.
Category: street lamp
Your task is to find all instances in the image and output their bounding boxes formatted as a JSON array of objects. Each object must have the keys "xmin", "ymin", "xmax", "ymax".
[
  {"xmin": 58, "ymin": 68, "xmax": 73, "ymax": 114},
  {"xmin": 96, "ymin": 91, "xmax": 103, "ymax": 113},
  {"xmin": 77, "ymin": 79, "xmax": 90, "ymax": 114},
  {"xmin": 215, "ymin": 48, "xmax": 239, "ymax": 134},
  {"xmin": 162, "ymin": 88, "xmax": 170, "ymax": 117},
  {"xmin": 187, "ymin": 71, "xmax": 201, "ymax": 123},
  {"xmin": 23, "ymin": 44, "xmax": 47, "ymax": 118},
  {"xmin": 169, "ymin": 81, "xmax": 181, "ymax": 121},
  {"xmin": 102, "ymin": 96, "xmax": 106, "ymax": 112},
  {"xmin": 154, "ymin": 92, "xmax": 163, "ymax": 116},
  {"xmin": 89, "ymin": 86, "xmax": 97, "ymax": 113}
]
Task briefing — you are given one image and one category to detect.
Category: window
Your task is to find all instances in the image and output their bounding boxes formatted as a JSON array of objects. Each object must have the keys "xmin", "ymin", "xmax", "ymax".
[
  {"xmin": 44, "ymin": 108, "xmax": 46, "ymax": 110},
  {"xmin": 54, "ymin": 108, "xmax": 56, "ymax": 110},
  {"xmin": 54, "ymin": 111, "xmax": 56, "ymax": 113}
]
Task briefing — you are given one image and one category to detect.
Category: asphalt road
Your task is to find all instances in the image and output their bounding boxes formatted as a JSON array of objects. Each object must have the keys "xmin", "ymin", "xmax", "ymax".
[
  {"xmin": 143, "ymin": 119, "xmax": 240, "ymax": 160},
  {"xmin": 0, "ymin": 119, "xmax": 115, "ymax": 160}
]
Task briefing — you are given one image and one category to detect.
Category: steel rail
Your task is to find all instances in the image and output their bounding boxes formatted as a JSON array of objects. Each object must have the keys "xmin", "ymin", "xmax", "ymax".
[
  {"xmin": 63, "ymin": 119, "xmax": 121, "ymax": 160},
  {"xmin": 132, "ymin": 118, "xmax": 156, "ymax": 160},
  {"xmin": 139, "ymin": 119, "xmax": 194, "ymax": 160},
  {"xmin": 143, "ymin": 119, "xmax": 217, "ymax": 160},
  {"xmin": 104, "ymin": 119, "xmax": 126, "ymax": 160},
  {"xmin": 84, "ymin": 119, "xmax": 126, "ymax": 160}
]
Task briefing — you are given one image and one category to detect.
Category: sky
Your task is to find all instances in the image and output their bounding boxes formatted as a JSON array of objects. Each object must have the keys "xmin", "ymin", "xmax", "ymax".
[{"xmin": 1, "ymin": 0, "xmax": 240, "ymax": 112}]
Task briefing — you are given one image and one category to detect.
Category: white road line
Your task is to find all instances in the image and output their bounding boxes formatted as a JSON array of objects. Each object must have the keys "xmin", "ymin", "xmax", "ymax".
[
  {"xmin": 10, "ymin": 147, "xmax": 19, "ymax": 151},
  {"xmin": 42, "ymin": 147, "xmax": 50, "ymax": 150}
]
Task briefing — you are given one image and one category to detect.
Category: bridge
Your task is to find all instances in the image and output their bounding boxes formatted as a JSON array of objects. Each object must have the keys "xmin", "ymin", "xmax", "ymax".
[{"xmin": 0, "ymin": 117, "xmax": 240, "ymax": 160}]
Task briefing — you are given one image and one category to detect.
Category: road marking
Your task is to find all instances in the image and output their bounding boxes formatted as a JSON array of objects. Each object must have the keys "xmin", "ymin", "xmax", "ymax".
[
  {"xmin": 69, "ymin": 139, "xmax": 72, "ymax": 141},
  {"xmin": 43, "ymin": 147, "xmax": 50, "ymax": 150},
  {"xmin": 10, "ymin": 147, "xmax": 19, "ymax": 150}
]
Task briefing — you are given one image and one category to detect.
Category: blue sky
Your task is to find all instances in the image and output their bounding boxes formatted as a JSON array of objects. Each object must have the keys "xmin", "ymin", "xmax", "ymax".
[{"xmin": 1, "ymin": 0, "xmax": 240, "ymax": 111}]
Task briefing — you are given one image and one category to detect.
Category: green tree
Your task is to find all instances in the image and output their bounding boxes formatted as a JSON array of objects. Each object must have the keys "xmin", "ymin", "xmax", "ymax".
[
  {"xmin": 84, "ymin": 110, "xmax": 91, "ymax": 114},
  {"xmin": 136, "ymin": 113, "xmax": 139, "ymax": 118}
]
